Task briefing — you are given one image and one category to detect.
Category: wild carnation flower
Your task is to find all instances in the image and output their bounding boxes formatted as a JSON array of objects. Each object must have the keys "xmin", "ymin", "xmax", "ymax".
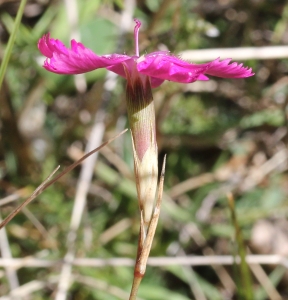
[
  {"xmin": 38, "ymin": 19, "xmax": 254, "ymax": 298},
  {"xmin": 37, "ymin": 18, "xmax": 254, "ymax": 229},
  {"xmin": 38, "ymin": 19, "xmax": 254, "ymax": 88}
]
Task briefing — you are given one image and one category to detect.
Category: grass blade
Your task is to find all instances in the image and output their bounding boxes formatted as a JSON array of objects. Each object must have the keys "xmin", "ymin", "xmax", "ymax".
[{"xmin": 0, "ymin": 0, "xmax": 27, "ymax": 89}]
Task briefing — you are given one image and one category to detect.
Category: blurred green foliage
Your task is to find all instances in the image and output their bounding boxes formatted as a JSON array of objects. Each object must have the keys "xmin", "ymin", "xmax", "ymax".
[{"xmin": 1, "ymin": 0, "xmax": 288, "ymax": 299}]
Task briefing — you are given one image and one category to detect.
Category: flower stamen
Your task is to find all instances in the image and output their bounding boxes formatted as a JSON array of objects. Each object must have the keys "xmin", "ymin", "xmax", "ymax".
[{"xmin": 134, "ymin": 19, "xmax": 141, "ymax": 57}]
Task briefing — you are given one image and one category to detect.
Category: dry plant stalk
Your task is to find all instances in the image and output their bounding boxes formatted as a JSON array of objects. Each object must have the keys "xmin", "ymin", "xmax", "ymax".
[
  {"xmin": 129, "ymin": 155, "xmax": 166, "ymax": 300},
  {"xmin": 0, "ymin": 129, "xmax": 127, "ymax": 230}
]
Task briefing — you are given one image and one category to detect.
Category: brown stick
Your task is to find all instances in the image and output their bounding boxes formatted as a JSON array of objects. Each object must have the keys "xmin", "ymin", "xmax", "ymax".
[{"xmin": 0, "ymin": 129, "xmax": 128, "ymax": 230}]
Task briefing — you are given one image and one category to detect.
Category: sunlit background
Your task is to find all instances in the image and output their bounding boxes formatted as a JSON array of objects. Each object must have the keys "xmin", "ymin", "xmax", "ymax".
[{"xmin": 1, "ymin": 0, "xmax": 288, "ymax": 299}]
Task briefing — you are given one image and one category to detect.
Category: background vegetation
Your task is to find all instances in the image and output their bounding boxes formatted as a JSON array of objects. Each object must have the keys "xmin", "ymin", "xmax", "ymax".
[{"xmin": 1, "ymin": 0, "xmax": 288, "ymax": 299}]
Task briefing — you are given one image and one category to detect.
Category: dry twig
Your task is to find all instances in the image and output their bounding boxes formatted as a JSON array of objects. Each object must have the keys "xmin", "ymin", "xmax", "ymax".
[{"xmin": 0, "ymin": 129, "xmax": 127, "ymax": 230}]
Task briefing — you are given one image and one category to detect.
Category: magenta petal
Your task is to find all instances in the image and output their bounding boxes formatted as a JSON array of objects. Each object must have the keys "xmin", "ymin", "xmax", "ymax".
[
  {"xmin": 106, "ymin": 64, "xmax": 127, "ymax": 78},
  {"xmin": 108, "ymin": 59, "xmax": 165, "ymax": 88},
  {"xmin": 106, "ymin": 58, "xmax": 139, "ymax": 81},
  {"xmin": 137, "ymin": 52, "xmax": 209, "ymax": 84},
  {"xmin": 150, "ymin": 77, "xmax": 165, "ymax": 88},
  {"xmin": 204, "ymin": 58, "xmax": 254, "ymax": 78},
  {"xmin": 38, "ymin": 33, "xmax": 65, "ymax": 58},
  {"xmin": 197, "ymin": 74, "xmax": 209, "ymax": 81},
  {"xmin": 38, "ymin": 34, "xmax": 131, "ymax": 74},
  {"xmin": 137, "ymin": 52, "xmax": 254, "ymax": 85}
]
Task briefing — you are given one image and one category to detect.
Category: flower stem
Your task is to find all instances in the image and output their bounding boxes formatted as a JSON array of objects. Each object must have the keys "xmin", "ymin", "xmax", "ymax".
[
  {"xmin": 124, "ymin": 62, "xmax": 165, "ymax": 299},
  {"xmin": 129, "ymin": 156, "xmax": 166, "ymax": 300},
  {"xmin": 129, "ymin": 276, "xmax": 142, "ymax": 300}
]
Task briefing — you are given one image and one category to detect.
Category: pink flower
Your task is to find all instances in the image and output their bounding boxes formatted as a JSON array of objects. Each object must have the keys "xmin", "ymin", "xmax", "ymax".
[{"xmin": 38, "ymin": 19, "xmax": 254, "ymax": 88}]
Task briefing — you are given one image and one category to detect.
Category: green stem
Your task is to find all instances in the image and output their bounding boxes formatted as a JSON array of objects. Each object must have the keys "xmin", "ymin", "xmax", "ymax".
[
  {"xmin": 0, "ymin": 0, "xmax": 27, "ymax": 89},
  {"xmin": 228, "ymin": 193, "xmax": 254, "ymax": 300}
]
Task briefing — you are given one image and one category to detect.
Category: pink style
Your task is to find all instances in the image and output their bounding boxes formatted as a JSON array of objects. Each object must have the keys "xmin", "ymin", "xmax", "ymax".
[{"xmin": 38, "ymin": 19, "xmax": 254, "ymax": 88}]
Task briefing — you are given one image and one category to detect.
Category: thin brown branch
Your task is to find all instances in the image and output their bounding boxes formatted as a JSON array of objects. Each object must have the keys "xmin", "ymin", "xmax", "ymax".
[{"xmin": 0, "ymin": 129, "xmax": 127, "ymax": 230}]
